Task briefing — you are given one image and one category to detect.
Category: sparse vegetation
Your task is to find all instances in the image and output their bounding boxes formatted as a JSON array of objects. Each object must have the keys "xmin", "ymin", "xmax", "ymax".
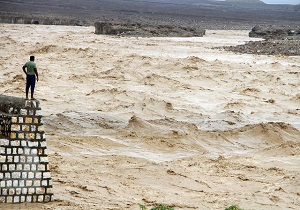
[
  {"xmin": 139, "ymin": 204, "xmax": 174, "ymax": 210},
  {"xmin": 225, "ymin": 205, "xmax": 243, "ymax": 210}
]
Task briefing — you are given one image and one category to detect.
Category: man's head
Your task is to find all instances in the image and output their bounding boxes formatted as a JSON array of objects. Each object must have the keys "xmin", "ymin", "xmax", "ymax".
[{"xmin": 30, "ymin": 55, "xmax": 35, "ymax": 61}]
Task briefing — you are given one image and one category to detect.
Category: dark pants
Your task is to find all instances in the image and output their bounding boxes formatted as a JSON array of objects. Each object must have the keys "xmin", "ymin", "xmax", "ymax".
[{"xmin": 26, "ymin": 75, "xmax": 36, "ymax": 97}]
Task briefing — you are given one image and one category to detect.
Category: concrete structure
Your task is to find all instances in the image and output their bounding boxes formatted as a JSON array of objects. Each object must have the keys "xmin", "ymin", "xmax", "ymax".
[{"xmin": 0, "ymin": 95, "xmax": 53, "ymax": 203}]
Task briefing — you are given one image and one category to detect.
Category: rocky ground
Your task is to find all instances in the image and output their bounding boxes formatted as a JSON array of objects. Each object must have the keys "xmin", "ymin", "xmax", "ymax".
[
  {"xmin": 223, "ymin": 39, "xmax": 300, "ymax": 56},
  {"xmin": 223, "ymin": 26, "xmax": 300, "ymax": 56}
]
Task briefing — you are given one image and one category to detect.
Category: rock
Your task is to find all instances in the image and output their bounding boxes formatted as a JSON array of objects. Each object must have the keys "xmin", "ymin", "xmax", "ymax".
[
  {"xmin": 249, "ymin": 25, "xmax": 300, "ymax": 40},
  {"xmin": 222, "ymin": 39, "xmax": 300, "ymax": 56},
  {"xmin": 94, "ymin": 22, "xmax": 132, "ymax": 35},
  {"xmin": 94, "ymin": 21, "xmax": 205, "ymax": 37}
]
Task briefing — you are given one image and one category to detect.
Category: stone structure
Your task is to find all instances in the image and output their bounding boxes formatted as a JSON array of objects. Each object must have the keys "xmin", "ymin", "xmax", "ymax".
[{"xmin": 0, "ymin": 95, "xmax": 53, "ymax": 203}]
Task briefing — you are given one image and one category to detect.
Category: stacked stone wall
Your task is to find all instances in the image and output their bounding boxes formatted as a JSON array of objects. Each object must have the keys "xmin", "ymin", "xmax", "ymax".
[{"xmin": 0, "ymin": 95, "xmax": 53, "ymax": 203}]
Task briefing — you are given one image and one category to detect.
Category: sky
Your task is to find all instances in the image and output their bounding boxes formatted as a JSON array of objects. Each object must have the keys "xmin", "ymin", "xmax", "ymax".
[{"xmin": 261, "ymin": 0, "xmax": 300, "ymax": 4}]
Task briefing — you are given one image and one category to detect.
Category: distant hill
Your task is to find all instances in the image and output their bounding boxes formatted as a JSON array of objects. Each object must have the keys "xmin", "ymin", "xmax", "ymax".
[
  {"xmin": 0, "ymin": 0, "xmax": 299, "ymax": 29},
  {"xmin": 226, "ymin": 0, "xmax": 264, "ymax": 3}
]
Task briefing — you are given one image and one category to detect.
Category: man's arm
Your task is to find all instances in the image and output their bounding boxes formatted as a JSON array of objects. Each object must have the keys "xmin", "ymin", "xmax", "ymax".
[
  {"xmin": 22, "ymin": 65, "xmax": 27, "ymax": 75},
  {"xmin": 34, "ymin": 68, "xmax": 39, "ymax": 81}
]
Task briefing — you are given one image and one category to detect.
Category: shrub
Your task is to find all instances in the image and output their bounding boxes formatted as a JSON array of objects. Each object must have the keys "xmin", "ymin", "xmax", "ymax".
[{"xmin": 225, "ymin": 205, "xmax": 243, "ymax": 210}]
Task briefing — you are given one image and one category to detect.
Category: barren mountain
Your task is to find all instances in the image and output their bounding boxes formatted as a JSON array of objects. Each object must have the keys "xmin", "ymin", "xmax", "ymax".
[{"xmin": 0, "ymin": 0, "xmax": 299, "ymax": 29}]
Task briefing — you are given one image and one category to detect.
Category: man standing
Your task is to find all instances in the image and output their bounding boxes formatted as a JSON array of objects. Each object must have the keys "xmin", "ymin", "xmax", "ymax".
[{"xmin": 22, "ymin": 55, "xmax": 39, "ymax": 100}]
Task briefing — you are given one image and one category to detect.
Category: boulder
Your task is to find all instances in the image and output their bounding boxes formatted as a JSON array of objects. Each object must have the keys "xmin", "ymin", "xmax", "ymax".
[
  {"xmin": 94, "ymin": 21, "xmax": 205, "ymax": 37},
  {"xmin": 249, "ymin": 25, "xmax": 300, "ymax": 40},
  {"xmin": 94, "ymin": 22, "xmax": 131, "ymax": 35}
]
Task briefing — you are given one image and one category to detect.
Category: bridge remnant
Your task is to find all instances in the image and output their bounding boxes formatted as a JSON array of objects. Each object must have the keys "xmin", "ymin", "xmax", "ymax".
[{"xmin": 0, "ymin": 95, "xmax": 53, "ymax": 203}]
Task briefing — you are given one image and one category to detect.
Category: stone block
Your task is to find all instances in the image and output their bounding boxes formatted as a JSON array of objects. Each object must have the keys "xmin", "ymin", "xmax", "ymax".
[
  {"xmin": 24, "ymin": 164, "xmax": 30, "ymax": 170},
  {"xmin": 5, "ymin": 173, "xmax": 11, "ymax": 180},
  {"xmin": 32, "ymin": 195, "xmax": 37, "ymax": 202},
  {"xmin": 18, "ymin": 117, "xmax": 24, "ymax": 123},
  {"xmin": 10, "ymin": 132, "xmax": 16, "ymax": 139},
  {"xmin": 26, "ymin": 180, "xmax": 33, "ymax": 187},
  {"xmin": 28, "ymin": 188, "xmax": 35, "ymax": 194},
  {"xmin": 23, "ymin": 125, "xmax": 30, "ymax": 131},
  {"xmin": 35, "ymin": 172, "xmax": 42, "ymax": 179},
  {"xmin": 22, "ymin": 172, "xmax": 27, "ymax": 179},
  {"xmin": 0, "ymin": 196, "xmax": 5, "ymax": 203},
  {"xmin": 9, "ymin": 164, "xmax": 15, "ymax": 171},
  {"xmin": 9, "ymin": 188, "xmax": 15, "ymax": 195},
  {"xmin": 22, "ymin": 188, "xmax": 27, "ymax": 194},
  {"xmin": 46, "ymin": 188, "xmax": 53, "ymax": 194},
  {"xmin": 26, "ymin": 133, "xmax": 35, "ymax": 140},
  {"xmin": 18, "ymin": 148, "xmax": 24, "ymax": 154},
  {"xmin": 36, "ymin": 187, "xmax": 45, "ymax": 194},
  {"xmin": 40, "ymin": 141, "xmax": 46, "ymax": 148},
  {"xmin": 7, "ymin": 156, "xmax": 13, "ymax": 162},
  {"xmin": 34, "ymin": 180, "xmax": 40, "ymax": 187},
  {"xmin": 31, "ymin": 125, "xmax": 36, "ymax": 131},
  {"xmin": 18, "ymin": 132, "xmax": 24, "ymax": 139},
  {"xmin": 27, "ymin": 156, "xmax": 32, "ymax": 162},
  {"xmin": 28, "ymin": 141, "xmax": 38, "ymax": 147},
  {"xmin": 20, "ymin": 156, "xmax": 26, "ymax": 163},
  {"xmin": 34, "ymin": 118, "xmax": 39, "ymax": 124},
  {"xmin": 20, "ymin": 196, "xmax": 25, "ymax": 202},
  {"xmin": 20, "ymin": 109, "xmax": 27, "ymax": 115},
  {"xmin": 35, "ymin": 110, "xmax": 42, "ymax": 116},
  {"xmin": 38, "ymin": 125, "xmax": 44, "ymax": 132},
  {"xmin": 21, "ymin": 140, "xmax": 27, "ymax": 147},
  {"xmin": 11, "ymin": 117, "xmax": 18, "ymax": 123},
  {"xmin": 38, "ymin": 195, "xmax": 44, "ymax": 202},
  {"xmin": 40, "ymin": 156, "xmax": 48, "ymax": 163},
  {"xmin": 6, "ymin": 148, "xmax": 11, "ymax": 154},
  {"xmin": 0, "ymin": 139, "xmax": 9, "ymax": 146},
  {"xmin": 19, "ymin": 180, "xmax": 25, "ymax": 187},
  {"xmin": 0, "ymin": 146, "xmax": 5, "ymax": 154},
  {"xmin": 0, "ymin": 155, "xmax": 5, "ymax": 163},
  {"xmin": 13, "ymin": 196, "xmax": 20, "ymax": 203},
  {"xmin": 0, "ymin": 180, "xmax": 5, "ymax": 188},
  {"xmin": 11, "ymin": 124, "xmax": 20, "ymax": 131},
  {"xmin": 43, "ymin": 172, "xmax": 51, "ymax": 179},
  {"xmin": 25, "ymin": 117, "xmax": 32, "ymax": 124},
  {"xmin": 38, "ymin": 164, "xmax": 45, "ymax": 171},
  {"xmin": 12, "ymin": 172, "xmax": 21, "ymax": 179},
  {"xmin": 24, "ymin": 148, "xmax": 30, "ymax": 155},
  {"xmin": 44, "ymin": 195, "xmax": 52, "ymax": 202},
  {"xmin": 7, "ymin": 196, "xmax": 12, "ymax": 203},
  {"xmin": 15, "ymin": 188, "xmax": 22, "ymax": 195},
  {"xmin": 2, "ymin": 188, "xmax": 8, "ymax": 195},
  {"xmin": 13, "ymin": 180, "xmax": 18, "ymax": 187},
  {"xmin": 31, "ymin": 164, "xmax": 36, "ymax": 170},
  {"xmin": 28, "ymin": 172, "xmax": 34, "ymax": 179},
  {"xmin": 34, "ymin": 157, "xmax": 39, "ymax": 163},
  {"xmin": 26, "ymin": 196, "xmax": 32, "ymax": 202},
  {"xmin": 13, "ymin": 155, "xmax": 19, "ymax": 162}
]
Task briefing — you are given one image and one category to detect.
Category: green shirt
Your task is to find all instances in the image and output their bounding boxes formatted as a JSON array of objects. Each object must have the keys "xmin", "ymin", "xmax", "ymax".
[{"xmin": 24, "ymin": 61, "xmax": 36, "ymax": 75}]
